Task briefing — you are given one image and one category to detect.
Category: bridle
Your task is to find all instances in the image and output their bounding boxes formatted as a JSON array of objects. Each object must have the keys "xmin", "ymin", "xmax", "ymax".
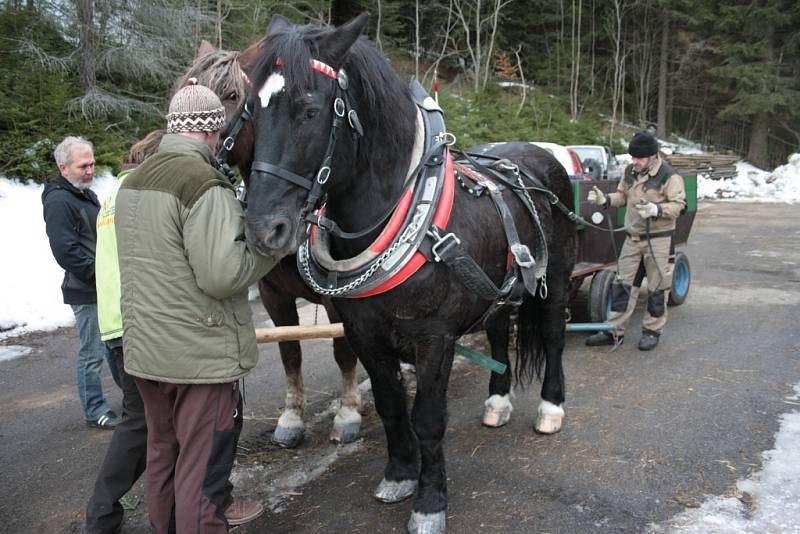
[{"xmin": 248, "ymin": 58, "xmax": 364, "ymax": 226}]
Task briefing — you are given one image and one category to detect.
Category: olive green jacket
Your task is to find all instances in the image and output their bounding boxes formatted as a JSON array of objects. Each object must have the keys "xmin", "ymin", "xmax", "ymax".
[
  {"xmin": 115, "ymin": 134, "xmax": 278, "ymax": 383},
  {"xmin": 608, "ymin": 157, "xmax": 686, "ymax": 237}
]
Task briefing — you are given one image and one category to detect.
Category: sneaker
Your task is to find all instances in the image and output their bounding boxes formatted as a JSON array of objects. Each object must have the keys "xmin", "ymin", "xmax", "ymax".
[
  {"xmin": 225, "ymin": 499, "xmax": 264, "ymax": 526},
  {"xmin": 585, "ymin": 331, "xmax": 621, "ymax": 347},
  {"xmin": 86, "ymin": 410, "xmax": 120, "ymax": 430},
  {"xmin": 638, "ymin": 330, "xmax": 660, "ymax": 351}
]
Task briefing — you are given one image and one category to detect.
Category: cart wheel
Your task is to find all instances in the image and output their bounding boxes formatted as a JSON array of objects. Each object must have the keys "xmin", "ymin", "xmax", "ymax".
[
  {"xmin": 588, "ymin": 269, "xmax": 616, "ymax": 323},
  {"xmin": 668, "ymin": 252, "xmax": 691, "ymax": 306}
]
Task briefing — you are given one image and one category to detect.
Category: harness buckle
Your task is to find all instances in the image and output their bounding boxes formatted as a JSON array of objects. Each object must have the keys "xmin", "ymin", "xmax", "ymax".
[
  {"xmin": 510, "ymin": 243, "xmax": 535, "ymax": 268},
  {"xmin": 222, "ymin": 136, "xmax": 235, "ymax": 151},
  {"xmin": 317, "ymin": 166, "xmax": 331, "ymax": 184},
  {"xmin": 430, "ymin": 232, "xmax": 461, "ymax": 262}
]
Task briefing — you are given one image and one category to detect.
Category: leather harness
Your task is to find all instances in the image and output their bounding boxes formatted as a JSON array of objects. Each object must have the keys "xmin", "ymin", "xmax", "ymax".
[{"xmin": 238, "ymin": 57, "xmax": 553, "ymax": 316}]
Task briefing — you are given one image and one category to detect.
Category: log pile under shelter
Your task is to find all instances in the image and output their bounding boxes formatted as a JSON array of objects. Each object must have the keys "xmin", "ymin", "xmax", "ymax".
[{"xmin": 664, "ymin": 153, "xmax": 740, "ymax": 179}]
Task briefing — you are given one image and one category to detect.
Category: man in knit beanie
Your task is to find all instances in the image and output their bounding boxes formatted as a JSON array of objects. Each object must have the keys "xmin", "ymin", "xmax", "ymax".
[
  {"xmin": 585, "ymin": 131, "xmax": 686, "ymax": 351},
  {"xmin": 114, "ymin": 79, "xmax": 279, "ymax": 533}
]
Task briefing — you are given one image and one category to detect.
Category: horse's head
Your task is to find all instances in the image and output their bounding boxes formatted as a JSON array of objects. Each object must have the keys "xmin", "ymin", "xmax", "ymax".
[
  {"xmin": 244, "ymin": 14, "xmax": 370, "ymax": 258},
  {"xmin": 176, "ymin": 40, "xmax": 262, "ymax": 173}
]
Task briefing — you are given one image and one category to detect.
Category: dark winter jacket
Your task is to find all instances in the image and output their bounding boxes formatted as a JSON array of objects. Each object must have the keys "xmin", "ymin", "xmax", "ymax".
[{"xmin": 42, "ymin": 174, "xmax": 100, "ymax": 305}]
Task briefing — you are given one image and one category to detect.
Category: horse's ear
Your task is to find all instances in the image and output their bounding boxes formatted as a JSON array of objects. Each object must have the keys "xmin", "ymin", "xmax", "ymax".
[
  {"xmin": 267, "ymin": 14, "xmax": 293, "ymax": 37},
  {"xmin": 239, "ymin": 38, "xmax": 264, "ymax": 75},
  {"xmin": 319, "ymin": 13, "xmax": 369, "ymax": 67},
  {"xmin": 195, "ymin": 39, "xmax": 216, "ymax": 60}
]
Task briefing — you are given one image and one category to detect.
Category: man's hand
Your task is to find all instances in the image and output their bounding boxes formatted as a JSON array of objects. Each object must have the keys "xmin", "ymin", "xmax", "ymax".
[
  {"xmin": 587, "ymin": 186, "xmax": 607, "ymax": 206},
  {"xmin": 635, "ymin": 201, "xmax": 659, "ymax": 218}
]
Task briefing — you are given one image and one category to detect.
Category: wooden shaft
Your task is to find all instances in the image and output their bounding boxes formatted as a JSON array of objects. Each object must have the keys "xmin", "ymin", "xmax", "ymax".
[{"xmin": 255, "ymin": 323, "xmax": 345, "ymax": 343}]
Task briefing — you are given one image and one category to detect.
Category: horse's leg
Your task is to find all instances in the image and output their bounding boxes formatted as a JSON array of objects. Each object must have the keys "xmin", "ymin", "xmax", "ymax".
[
  {"xmin": 343, "ymin": 325, "xmax": 418, "ymax": 503},
  {"xmin": 323, "ymin": 302, "xmax": 362, "ymax": 444},
  {"xmin": 534, "ymin": 279, "xmax": 568, "ymax": 435},
  {"xmin": 258, "ymin": 280, "xmax": 306, "ymax": 448},
  {"xmin": 407, "ymin": 334, "xmax": 454, "ymax": 534},
  {"xmin": 481, "ymin": 309, "xmax": 514, "ymax": 427}
]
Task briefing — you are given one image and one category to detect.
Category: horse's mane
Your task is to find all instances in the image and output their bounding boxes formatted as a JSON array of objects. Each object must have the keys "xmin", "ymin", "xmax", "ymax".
[
  {"xmin": 174, "ymin": 49, "xmax": 248, "ymax": 104},
  {"xmin": 251, "ymin": 23, "xmax": 417, "ymax": 170}
]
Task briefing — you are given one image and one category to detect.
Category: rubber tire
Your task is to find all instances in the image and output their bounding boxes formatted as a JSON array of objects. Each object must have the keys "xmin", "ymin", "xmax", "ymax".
[
  {"xmin": 668, "ymin": 252, "xmax": 691, "ymax": 306},
  {"xmin": 582, "ymin": 158, "xmax": 603, "ymax": 181},
  {"xmin": 588, "ymin": 269, "xmax": 616, "ymax": 323}
]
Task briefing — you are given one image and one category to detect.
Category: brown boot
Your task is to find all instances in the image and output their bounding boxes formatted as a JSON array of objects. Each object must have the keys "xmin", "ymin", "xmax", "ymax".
[{"xmin": 225, "ymin": 499, "xmax": 265, "ymax": 526}]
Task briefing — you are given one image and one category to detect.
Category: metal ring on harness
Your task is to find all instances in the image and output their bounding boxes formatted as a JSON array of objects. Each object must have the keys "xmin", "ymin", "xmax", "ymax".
[
  {"xmin": 334, "ymin": 98, "xmax": 345, "ymax": 117},
  {"xmin": 317, "ymin": 166, "xmax": 331, "ymax": 185},
  {"xmin": 222, "ymin": 136, "xmax": 235, "ymax": 151}
]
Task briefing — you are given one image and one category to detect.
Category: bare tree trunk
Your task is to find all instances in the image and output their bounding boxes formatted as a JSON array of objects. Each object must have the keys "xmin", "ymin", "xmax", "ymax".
[
  {"xmin": 557, "ymin": 0, "xmax": 564, "ymax": 93},
  {"xmin": 656, "ymin": 8, "xmax": 669, "ymax": 138},
  {"xmin": 77, "ymin": 0, "xmax": 95, "ymax": 90},
  {"xmin": 607, "ymin": 0, "xmax": 625, "ymax": 144},
  {"xmin": 474, "ymin": 0, "xmax": 482, "ymax": 91},
  {"xmin": 569, "ymin": 0, "xmax": 582, "ymax": 121},
  {"xmin": 589, "ymin": 0, "xmax": 595, "ymax": 97},
  {"xmin": 375, "ymin": 0, "xmax": 382, "ymax": 52},
  {"xmin": 747, "ymin": 112, "xmax": 770, "ymax": 168},
  {"xmin": 481, "ymin": 0, "xmax": 502, "ymax": 89},
  {"xmin": 514, "ymin": 44, "xmax": 527, "ymax": 117},
  {"xmin": 415, "ymin": 0, "xmax": 420, "ymax": 80},
  {"xmin": 216, "ymin": 0, "xmax": 223, "ymax": 48}
]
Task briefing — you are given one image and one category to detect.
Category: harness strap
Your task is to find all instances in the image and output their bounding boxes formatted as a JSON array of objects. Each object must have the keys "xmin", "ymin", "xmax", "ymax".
[
  {"xmin": 486, "ymin": 187, "xmax": 540, "ymax": 297},
  {"xmin": 423, "ymin": 226, "xmax": 514, "ymax": 301},
  {"xmin": 251, "ymin": 161, "xmax": 313, "ymax": 190}
]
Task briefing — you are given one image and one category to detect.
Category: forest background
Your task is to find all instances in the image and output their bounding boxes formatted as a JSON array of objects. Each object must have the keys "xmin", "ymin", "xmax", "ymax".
[{"xmin": 1, "ymin": 0, "xmax": 799, "ymax": 183}]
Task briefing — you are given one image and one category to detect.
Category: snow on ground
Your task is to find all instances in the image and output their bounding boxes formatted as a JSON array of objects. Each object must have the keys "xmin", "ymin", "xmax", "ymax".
[
  {"xmin": 698, "ymin": 154, "xmax": 800, "ymax": 204},
  {"xmin": 0, "ymin": 173, "xmax": 114, "ymax": 343},
  {"xmin": 655, "ymin": 384, "xmax": 800, "ymax": 533}
]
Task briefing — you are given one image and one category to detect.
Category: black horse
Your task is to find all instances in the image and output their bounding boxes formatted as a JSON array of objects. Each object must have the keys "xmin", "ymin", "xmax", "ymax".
[
  {"xmin": 243, "ymin": 14, "xmax": 577, "ymax": 533},
  {"xmin": 177, "ymin": 41, "xmax": 363, "ymax": 448}
]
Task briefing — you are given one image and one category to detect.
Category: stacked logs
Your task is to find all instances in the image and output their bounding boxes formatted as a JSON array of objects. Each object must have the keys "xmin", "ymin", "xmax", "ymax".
[{"xmin": 664, "ymin": 153, "xmax": 740, "ymax": 179}]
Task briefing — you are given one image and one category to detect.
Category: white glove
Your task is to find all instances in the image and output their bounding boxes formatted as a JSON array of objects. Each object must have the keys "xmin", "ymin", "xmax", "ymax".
[
  {"xmin": 635, "ymin": 201, "xmax": 659, "ymax": 218},
  {"xmin": 587, "ymin": 186, "xmax": 606, "ymax": 206}
]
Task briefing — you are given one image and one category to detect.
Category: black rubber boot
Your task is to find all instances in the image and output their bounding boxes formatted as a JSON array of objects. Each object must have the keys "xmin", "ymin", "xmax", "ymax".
[
  {"xmin": 638, "ymin": 330, "xmax": 660, "ymax": 351},
  {"xmin": 585, "ymin": 331, "xmax": 621, "ymax": 347}
]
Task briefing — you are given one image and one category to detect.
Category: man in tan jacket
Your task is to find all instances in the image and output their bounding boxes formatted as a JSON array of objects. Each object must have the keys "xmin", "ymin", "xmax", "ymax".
[
  {"xmin": 585, "ymin": 131, "xmax": 686, "ymax": 350},
  {"xmin": 115, "ymin": 80, "xmax": 279, "ymax": 533}
]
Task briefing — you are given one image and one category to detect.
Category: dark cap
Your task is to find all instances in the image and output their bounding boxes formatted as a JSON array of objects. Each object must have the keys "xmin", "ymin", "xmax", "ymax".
[{"xmin": 628, "ymin": 131, "xmax": 659, "ymax": 157}]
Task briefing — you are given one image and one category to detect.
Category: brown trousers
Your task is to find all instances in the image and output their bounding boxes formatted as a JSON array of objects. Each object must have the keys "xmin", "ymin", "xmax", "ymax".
[
  {"xmin": 134, "ymin": 378, "xmax": 240, "ymax": 534},
  {"xmin": 609, "ymin": 236, "xmax": 672, "ymax": 336}
]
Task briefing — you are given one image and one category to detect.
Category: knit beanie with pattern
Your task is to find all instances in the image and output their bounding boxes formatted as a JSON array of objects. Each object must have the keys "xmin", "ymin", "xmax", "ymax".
[{"xmin": 166, "ymin": 78, "xmax": 225, "ymax": 134}]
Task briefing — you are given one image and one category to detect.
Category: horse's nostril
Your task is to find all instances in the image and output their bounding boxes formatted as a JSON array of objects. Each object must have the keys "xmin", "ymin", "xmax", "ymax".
[{"xmin": 264, "ymin": 217, "xmax": 293, "ymax": 250}]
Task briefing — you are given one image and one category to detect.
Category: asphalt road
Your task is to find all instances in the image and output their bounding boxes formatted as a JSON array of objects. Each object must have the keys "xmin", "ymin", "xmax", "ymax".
[{"xmin": 1, "ymin": 201, "xmax": 798, "ymax": 533}]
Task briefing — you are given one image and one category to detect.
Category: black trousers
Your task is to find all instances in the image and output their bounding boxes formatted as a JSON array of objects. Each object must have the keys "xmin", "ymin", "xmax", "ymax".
[{"xmin": 85, "ymin": 348, "xmax": 242, "ymax": 534}]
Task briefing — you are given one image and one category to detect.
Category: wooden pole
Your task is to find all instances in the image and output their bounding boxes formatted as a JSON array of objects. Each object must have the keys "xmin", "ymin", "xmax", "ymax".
[{"xmin": 255, "ymin": 323, "xmax": 345, "ymax": 344}]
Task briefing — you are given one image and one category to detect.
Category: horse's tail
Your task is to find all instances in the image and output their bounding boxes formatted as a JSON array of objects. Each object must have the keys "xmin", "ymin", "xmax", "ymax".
[{"xmin": 514, "ymin": 293, "xmax": 546, "ymax": 385}]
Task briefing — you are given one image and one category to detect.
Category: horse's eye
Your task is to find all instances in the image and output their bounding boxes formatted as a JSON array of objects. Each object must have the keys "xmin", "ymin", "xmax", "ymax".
[
  {"xmin": 227, "ymin": 92, "xmax": 238, "ymax": 102},
  {"xmin": 305, "ymin": 107, "xmax": 319, "ymax": 120}
]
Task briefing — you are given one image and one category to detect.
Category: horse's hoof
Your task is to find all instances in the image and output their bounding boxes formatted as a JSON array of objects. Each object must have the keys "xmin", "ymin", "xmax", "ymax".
[
  {"xmin": 407, "ymin": 511, "xmax": 446, "ymax": 534},
  {"xmin": 374, "ymin": 478, "xmax": 417, "ymax": 503},
  {"xmin": 534, "ymin": 400, "xmax": 564, "ymax": 434},
  {"xmin": 330, "ymin": 406, "xmax": 362, "ymax": 444},
  {"xmin": 482, "ymin": 394, "xmax": 513, "ymax": 428},
  {"xmin": 272, "ymin": 424, "xmax": 305, "ymax": 448},
  {"xmin": 330, "ymin": 421, "xmax": 361, "ymax": 444}
]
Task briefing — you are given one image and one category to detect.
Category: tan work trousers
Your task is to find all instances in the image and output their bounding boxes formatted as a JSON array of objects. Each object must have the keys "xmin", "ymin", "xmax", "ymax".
[{"xmin": 609, "ymin": 236, "xmax": 672, "ymax": 336}]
